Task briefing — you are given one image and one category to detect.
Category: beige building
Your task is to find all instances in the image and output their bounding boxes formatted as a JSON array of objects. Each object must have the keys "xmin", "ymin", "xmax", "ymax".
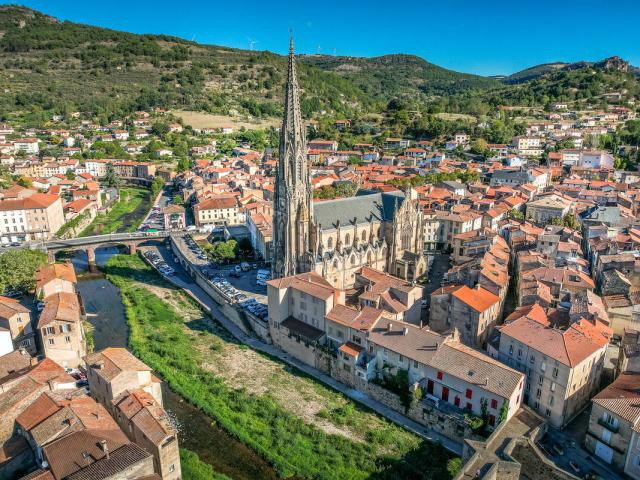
[
  {"xmin": 37, "ymin": 291, "xmax": 86, "ymax": 369},
  {"xmin": 85, "ymin": 347, "xmax": 163, "ymax": 411},
  {"xmin": 35, "ymin": 263, "xmax": 77, "ymax": 299},
  {"xmin": 0, "ymin": 193, "xmax": 64, "ymax": 245},
  {"xmin": 354, "ymin": 266, "xmax": 423, "ymax": 325},
  {"xmin": 113, "ymin": 389, "xmax": 181, "ymax": 480},
  {"xmin": 492, "ymin": 305, "xmax": 610, "ymax": 427},
  {"xmin": 0, "ymin": 296, "xmax": 35, "ymax": 355},
  {"xmin": 525, "ymin": 194, "xmax": 573, "ymax": 224},
  {"xmin": 585, "ymin": 372, "xmax": 640, "ymax": 477},
  {"xmin": 268, "ymin": 272, "xmax": 340, "ymax": 366},
  {"xmin": 194, "ymin": 195, "xmax": 243, "ymax": 227},
  {"xmin": 450, "ymin": 285, "xmax": 501, "ymax": 348}
]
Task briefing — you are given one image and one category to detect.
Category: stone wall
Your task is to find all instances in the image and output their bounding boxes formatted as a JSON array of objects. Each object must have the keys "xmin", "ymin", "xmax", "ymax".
[{"xmin": 169, "ymin": 235, "xmax": 271, "ymax": 343}]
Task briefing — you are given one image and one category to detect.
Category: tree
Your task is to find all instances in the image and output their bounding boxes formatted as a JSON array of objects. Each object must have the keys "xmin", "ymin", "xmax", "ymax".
[
  {"xmin": 172, "ymin": 194, "xmax": 184, "ymax": 206},
  {"xmin": 16, "ymin": 176, "xmax": 33, "ymax": 188},
  {"xmin": 205, "ymin": 240, "xmax": 237, "ymax": 264},
  {"xmin": 151, "ymin": 176, "xmax": 164, "ymax": 197},
  {"xmin": 102, "ymin": 162, "xmax": 120, "ymax": 188},
  {"xmin": 470, "ymin": 138, "xmax": 488, "ymax": 156},
  {"xmin": 0, "ymin": 250, "xmax": 48, "ymax": 294},
  {"xmin": 509, "ymin": 209, "xmax": 524, "ymax": 220},
  {"xmin": 176, "ymin": 157, "xmax": 191, "ymax": 173},
  {"xmin": 65, "ymin": 170, "xmax": 76, "ymax": 180}
]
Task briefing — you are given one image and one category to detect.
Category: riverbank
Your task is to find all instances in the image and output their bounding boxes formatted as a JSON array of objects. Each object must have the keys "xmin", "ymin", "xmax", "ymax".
[
  {"xmin": 103, "ymin": 253, "xmax": 458, "ymax": 480},
  {"xmin": 80, "ymin": 187, "xmax": 150, "ymax": 236}
]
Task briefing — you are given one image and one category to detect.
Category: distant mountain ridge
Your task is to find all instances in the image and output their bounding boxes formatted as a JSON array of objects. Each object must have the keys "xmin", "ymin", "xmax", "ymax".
[{"xmin": 501, "ymin": 56, "xmax": 639, "ymax": 84}]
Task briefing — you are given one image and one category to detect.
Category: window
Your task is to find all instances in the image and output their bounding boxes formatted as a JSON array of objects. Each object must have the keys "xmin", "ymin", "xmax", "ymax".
[
  {"xmin": 60, "ymin": 324, "xmax": 71, "ymax": 333},
  {"xmin": 427, "ymin": 380, "xmax": 434, "ymax": 394},
  {"xmin": 414, "ymin": 360, "xmax": 418, "ymax": 368},
  {"xmin": 169, "ymin": 464, "xmax": 175, "ymax": 473},
  {"xmin": 552, "ymin": 367, "xmax": 558, "ymax": 378},
  {"xmin": 65, "ymin": 336, "xmax": 71, "ymax": 343},
  {"xmin": 529, "ymin": 355, "xmax": 535, "ymax": 364},
  {"xmin": 399, "ymin": 355, "xmax": 404, "ymax": 364},
  {"xmin": 550, "ymin": 382, "xmax": 556, "ymax": 392},
  {"xmin": 465, "ymin": 388, "xmax": 472, "ymax": 399},
  {"xmin": 45, "ymin": 326, "xmax": 55, "ymax": 335},
  {"xmin": 517, "ymin": 348, "xmax": 522, "ymax": 358},
  {"xmin": 536, "ymin": 388, "xmax": 542, "ymax": 399},
  {"xmin": 545, "ymin": 409, "xmax": 551, "ymax": 417},
  {"xmin": 491, "ymin": 399, "xmax": 498, "ymax": 409},
  {"xmin": 442, "ymin": 387, "xmax": 449, "ymax": 402},
  {"xmin": 345, "ymin": 233, "xmax": 351, "ymax": 245},
  {"xmin": 466, "ymin": 402, "xmax": 473, "ymax": 411},
  {"xmin": 437, "ymin": 371, "xmax": 443, "ymax": 380},
  {"xmin": 509, "ymin": 344, "xmax": 513, "ymax": 355},
  {"xmin": 548, "ymin": 396, "xmax": 554, "ymax": 406},
  {"xmin": 48, "ymin": 338, "xmax": 54, "ymax": 346}
]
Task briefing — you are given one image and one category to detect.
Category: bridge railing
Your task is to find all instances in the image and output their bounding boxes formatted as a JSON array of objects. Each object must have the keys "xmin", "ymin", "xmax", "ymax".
[{"xmin": 42, "ymin": 230, "xmax": 171, "ymax": 249}]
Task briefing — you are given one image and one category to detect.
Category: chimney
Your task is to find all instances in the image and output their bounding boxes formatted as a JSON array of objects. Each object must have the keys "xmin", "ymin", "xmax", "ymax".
[
  {"xmin": 403, "ymin": 327, "xmax": 408, "ymax": 336},
  {"xmin": 100, "ymin": 440, "xmax": 109, "ymax": 460},
  {"xmin": 387, "ymin": 323, "xmax": 393, "ymax": 332}
]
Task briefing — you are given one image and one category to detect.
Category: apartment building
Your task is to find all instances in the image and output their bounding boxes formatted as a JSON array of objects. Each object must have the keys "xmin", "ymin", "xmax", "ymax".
[
  {"xmin": 525, "ymin": 194, "xmax": 573, "ymax": 224},
  {"xmin": 85, "ymin": 347, "xmax": 163, "ymax": 410},
  {"xmin": 37, "ymin": 292, "xmax": 86, "ymax": 369},
  {"xmin": 584, "ymin": 372, "xmax": 640, "ymax": 477},
  {"xmin": 0, "ymin": 193, "xmax": 64, "ymax": 245},
  {"xmin": 434, "ymin": 210, "xmax": 483, "ymax": 248},
  {"xmin": 491, "ymin": 306, "xmax": 610, "ymax": 427},
  {"xmin": 194, "ymin": 195, "xmax": 243, "ymax": 227}
]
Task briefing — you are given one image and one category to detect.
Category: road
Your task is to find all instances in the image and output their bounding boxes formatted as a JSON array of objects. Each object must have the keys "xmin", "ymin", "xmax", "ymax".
[
  {"xmin": 140, "ymin": 186, "xmax": 173, "ymax": 231},
  {"xmin": 539, "ymin": 410, "xmax": 622, "ymax": 480},
  {"xmin": 140, "ymin": 241, "xmax": 464, "ymax": 456}
]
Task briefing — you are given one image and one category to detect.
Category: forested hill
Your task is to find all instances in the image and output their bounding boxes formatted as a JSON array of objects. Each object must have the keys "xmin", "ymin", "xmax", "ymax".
[
  {"xmin": 0, "ymin": 5, "xmax": 638, "ymax": 125},
  {"xmin": 0, "ymin": 5, "xmax": 499, "ymax": 122}
]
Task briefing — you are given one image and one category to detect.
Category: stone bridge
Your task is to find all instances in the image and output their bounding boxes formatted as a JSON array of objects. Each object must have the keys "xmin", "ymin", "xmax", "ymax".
[{"xmin": 41, "ymin": 231, "xmax": 173, "ymax": 271}]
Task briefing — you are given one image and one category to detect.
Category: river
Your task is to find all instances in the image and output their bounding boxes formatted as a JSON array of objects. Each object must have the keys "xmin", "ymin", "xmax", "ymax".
[{"xmin": 72, "ymin": 247, "xmax": 279, "ymax": 480}]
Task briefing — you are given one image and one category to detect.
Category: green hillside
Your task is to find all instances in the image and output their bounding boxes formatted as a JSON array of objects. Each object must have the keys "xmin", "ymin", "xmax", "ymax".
[{"xmin": 0, "ymin": 5, "xmax": 499, "ymax": 123}]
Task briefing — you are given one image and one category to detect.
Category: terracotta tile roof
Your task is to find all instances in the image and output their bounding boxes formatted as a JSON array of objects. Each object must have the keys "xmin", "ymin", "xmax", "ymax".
[
  {"xmin": 19, "ymin": 469, "xmax": 55, "ymax": 480},
  {"xmin": 0, "ymin": 349, "xmax": 33, "ymax": 380},
  {"xmin": 45, "ymin": 432, "xmax": 142, "ymax": 480},
  {"xmin": 452, "ymin": 285, "xmax": 500, "ymax": 313},
  {"xmin": 16, "ymin": 392, "xmax": 62, "ymax": 431},
  {"xmin": 36, "ymin": 263, "xmax": 77, "ymax": 291},
  {"xmin": 114, "ymin": 390, "xmax": 175, "ymax": 446},
  {"xmin": 85, "ymin": 348, "xmax": 151, "ymax": 382},
  {"xmin": 430, "ymin": 342, "xmax": 524, "ymax": 399},
  {"xmin": 500, "ymin": 316, "xmax": 609, "ymax": 367},
  {"xmin": 339, "ymin": 342, "xmax": 363, "ymax": 357},
  {"xmin": 267, "ymin": 271, "xmax": 336, "ymax": 300},
  {"xmin": 369, "ymin": 318, "xmax": 444, "ymax": 366},
  {"xmin": 0, "ymin": 295, "xmax": 30, "ymax": 318},
  {"xmin": 593, "ymin": 371, "xmax": 640, "ymax": 426},
  {"xmin": 37, "ymin": 292, "xmax": 81, "ymax": 329}
]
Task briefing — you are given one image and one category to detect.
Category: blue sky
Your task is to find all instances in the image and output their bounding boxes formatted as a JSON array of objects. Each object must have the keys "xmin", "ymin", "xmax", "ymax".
[{"xmin": 3, "ymin": 0, "xmax": 640, "ymax": 76}]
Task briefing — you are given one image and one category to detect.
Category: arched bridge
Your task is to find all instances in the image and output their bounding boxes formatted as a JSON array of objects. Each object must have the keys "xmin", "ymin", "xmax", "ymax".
[{"xmin": 41, "ymin": 231, "xmax": 174, "ymax": 270}]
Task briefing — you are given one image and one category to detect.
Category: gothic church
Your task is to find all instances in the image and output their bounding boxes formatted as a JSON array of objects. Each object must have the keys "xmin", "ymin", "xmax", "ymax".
[{"xmin": 272, "ymin": 40, "xmax": 426, "ymax": 289}]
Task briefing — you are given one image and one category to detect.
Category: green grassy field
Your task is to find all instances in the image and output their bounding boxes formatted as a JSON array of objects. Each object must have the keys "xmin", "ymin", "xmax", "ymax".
[
  {"xmin": 103, "ymin": 253, "xmax": 458, "ymax": 480},
  {"xmin": 80, "ymin": 187, "xmax": 150, "ymax": 236}
]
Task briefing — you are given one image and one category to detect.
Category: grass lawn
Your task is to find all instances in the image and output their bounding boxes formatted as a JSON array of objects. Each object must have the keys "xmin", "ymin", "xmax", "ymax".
[
  {"xmin": 80, "ymin": 187, "xmax": 150, "ymax": 236},
  {"xmin": 104, "ymin": 254, "xmax": 459, "ymax": 480}
]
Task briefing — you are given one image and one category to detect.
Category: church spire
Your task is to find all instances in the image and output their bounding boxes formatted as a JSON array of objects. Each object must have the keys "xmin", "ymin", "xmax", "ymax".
[
  {"xmin": 272, "ymin": 37, "xmax": 313, "ymax": 279},
  {"xmin": 281, "ymin": 35, "xmax": 306, "ymax": 182}
]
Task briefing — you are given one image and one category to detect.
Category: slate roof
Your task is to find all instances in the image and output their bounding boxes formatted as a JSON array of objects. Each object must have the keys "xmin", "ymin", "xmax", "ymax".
[{"xmin": 313, "ymin": 191, "xmax": 405, "ymax": 229}]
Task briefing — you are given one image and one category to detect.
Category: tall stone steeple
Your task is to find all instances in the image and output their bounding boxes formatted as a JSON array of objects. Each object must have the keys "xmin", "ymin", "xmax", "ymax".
[{"xmin": 272, "ymin": 37, "xmax": 313, "ymax": 279}]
